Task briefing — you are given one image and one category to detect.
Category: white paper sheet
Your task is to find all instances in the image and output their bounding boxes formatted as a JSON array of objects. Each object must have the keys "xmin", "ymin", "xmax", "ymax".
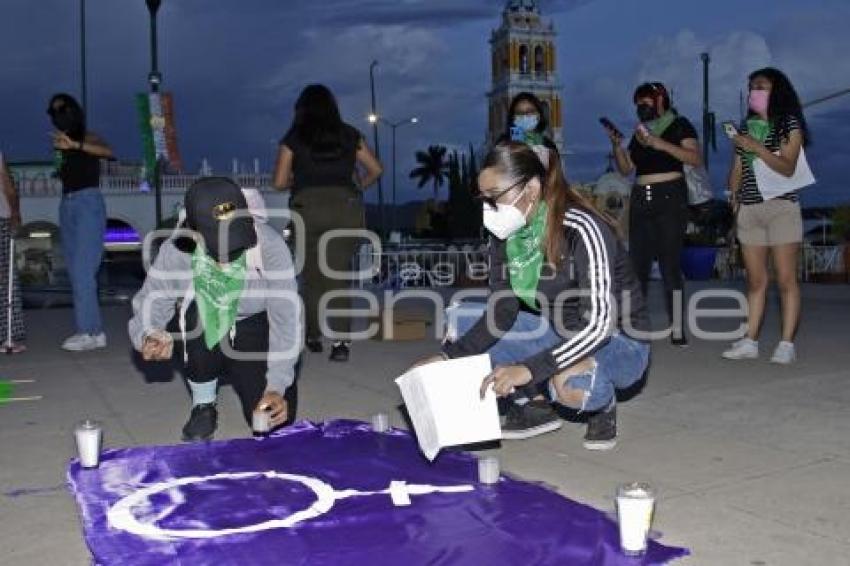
[
  {"xmin": 395, "ymin": 354, "xmax": 500, "ymax": 461},
  {"xmin": 752, "ymin": 147, "xmax": 816, "ymax": 200}
]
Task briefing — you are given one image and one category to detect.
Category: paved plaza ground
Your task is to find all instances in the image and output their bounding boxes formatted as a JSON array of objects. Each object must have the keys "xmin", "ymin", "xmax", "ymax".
[{"xmin": 1, "ymin": 282, "xmax": 849, "ymax": 565}]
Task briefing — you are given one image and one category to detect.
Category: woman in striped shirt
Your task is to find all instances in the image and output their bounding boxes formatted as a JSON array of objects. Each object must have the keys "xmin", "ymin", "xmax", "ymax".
[
  {"xmin": 410, "ymin": 142, "xmax": 650, "ymax": 450},
  {"xmin": 724, "ymin": 68, "xmax": 809, "ymax": 364}
]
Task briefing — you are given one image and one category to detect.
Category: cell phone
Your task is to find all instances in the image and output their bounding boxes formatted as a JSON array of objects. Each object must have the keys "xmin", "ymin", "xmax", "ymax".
[
  {"xmin": 722, "ymin": 121, "xmax": 738, "ymax": 138},
  {"xmin": 599, "ymin": 117, "xmax": 623, "ymax": 138},
  {"xmin": 510, "ymin": 126, "xmax": 525, "ymax": 142}
]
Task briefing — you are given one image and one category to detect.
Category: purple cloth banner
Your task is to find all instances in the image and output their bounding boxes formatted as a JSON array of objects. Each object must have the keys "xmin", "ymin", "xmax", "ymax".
[{"xmin": 67, "ymin": 420, "xmax": 688, "ymax": 565}]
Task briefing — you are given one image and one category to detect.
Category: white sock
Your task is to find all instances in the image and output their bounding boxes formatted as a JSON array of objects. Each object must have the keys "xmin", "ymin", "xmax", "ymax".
[{"xmin": 188, "ymin": 379, "xmax": 218, "ymax": 406}]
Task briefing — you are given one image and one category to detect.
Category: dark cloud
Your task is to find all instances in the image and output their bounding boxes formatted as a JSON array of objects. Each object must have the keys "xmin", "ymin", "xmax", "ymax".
[
  {"xmin": 0, "ymin": 0, "xmax": 585, "ymax": 162},
  {"xmin": 305, "ymin": 1, "xmax": 496, "ymax": 27},
  {"xmin": 0, "ymin": 0, "xmax": 846, "ymax": 206},
  {"xmin": 175, "ymin": 0, "xmax": 592, "ymax": 28}
]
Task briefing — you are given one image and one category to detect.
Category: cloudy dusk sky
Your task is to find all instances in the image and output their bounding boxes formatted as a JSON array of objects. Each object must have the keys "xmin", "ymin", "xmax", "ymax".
[{"xmin": 1, "ymin": 0, "xmax": 848, "ymax": 206}]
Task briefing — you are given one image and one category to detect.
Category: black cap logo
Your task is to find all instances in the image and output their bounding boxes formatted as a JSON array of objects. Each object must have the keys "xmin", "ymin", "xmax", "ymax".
[{"xmin": 213, "ymin": 202, "xmax": 237, "ymax": 221}]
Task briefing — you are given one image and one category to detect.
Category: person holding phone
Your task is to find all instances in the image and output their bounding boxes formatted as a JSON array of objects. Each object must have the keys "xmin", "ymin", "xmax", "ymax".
[
  {"xmin": 605, "ymin": 82, "xmax": 702, "ymax": 347},
  {"xmin": 722, "ymin": 68, "xmax": 809, "ymax": 364},
  {"xmin": 499, "ymin": 92, "xmax": 558, "ymax": 169}
]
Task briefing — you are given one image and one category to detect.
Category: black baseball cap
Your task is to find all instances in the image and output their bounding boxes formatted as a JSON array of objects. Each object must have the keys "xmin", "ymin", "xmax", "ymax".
[{"xmin": 184, "ymin": 177, "xmax": 256, "ymax": 262}]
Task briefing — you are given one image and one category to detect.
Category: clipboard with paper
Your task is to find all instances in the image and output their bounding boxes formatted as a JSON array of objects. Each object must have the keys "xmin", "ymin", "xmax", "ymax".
[{"xmin": 752, "ymin": 147, "xmax": 816, "ymax": 200}]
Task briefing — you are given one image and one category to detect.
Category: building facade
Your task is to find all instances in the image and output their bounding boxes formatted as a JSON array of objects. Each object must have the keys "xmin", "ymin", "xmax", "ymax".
[
  {"xmin": 9, "ymin": 162, "xmax": 285, "ymax": 288},
  {"xmin": 487, "ymin": 0, "xmax": 564, "ymax": 155}
]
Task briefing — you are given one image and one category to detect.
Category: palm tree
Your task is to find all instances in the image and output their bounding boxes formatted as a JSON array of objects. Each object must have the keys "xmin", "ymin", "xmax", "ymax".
[{"xmin": 409, "ymin": 145, "xmax": 449, "ymax": 200}]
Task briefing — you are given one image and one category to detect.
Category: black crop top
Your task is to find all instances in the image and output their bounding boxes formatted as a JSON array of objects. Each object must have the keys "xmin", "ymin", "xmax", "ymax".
[
  {"xmin": 59, "ymin": 147, "xmax": 101, "ymax": 194},
  {"xmin": 628, "ymin": 116, "xmax": 698, "ymax": 176},
  {"xmin": 281, "ymin": 123, "xmax": 362, "ymax": 191}
]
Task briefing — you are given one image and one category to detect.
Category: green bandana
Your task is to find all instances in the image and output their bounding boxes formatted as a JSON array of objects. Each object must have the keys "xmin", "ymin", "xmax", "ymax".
[
  {"xmin": 192, "ymin": 247, "xmax": 247, "ymax": 349},
  {"xmin": 744, "ymin": 117, "xmax": 771, "ymax": 169},
  {"xmin": 506, "ymin": 202, "xmax": 547, "ymax": 310},
  {"xmin": 53, "ymin": 150, "xmax": 65, "ymax": 173},
  {"xmin": 647, "ymin": 110, "xmax": 677, "ymax": 137},
  {"xmin": 523, "ymin": 130, "xmax": 545, "ymax": 147}
]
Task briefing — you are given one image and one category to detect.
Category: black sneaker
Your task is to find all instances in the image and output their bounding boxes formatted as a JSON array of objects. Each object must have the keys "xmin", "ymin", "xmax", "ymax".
[
  {"xmin": 501, "ymin": 400, "xmax": 562, "ymax": 440},
  {"xmin": 181, "ymin": 403, "xmax": 218, "ymax": 442},
  {"xmin": 306, "ymin": 338, "xmax": 323, "ymax": 353},
  {"xmin": 329, "ymin": 341, "xmax": 350, "ymax": 362},
  {"xmin": 583, "ymin": 401, "xmax": 617, "ymax": 451},
  {"xmin": 671, "ymin": 334, "xmax": 689, "ymax": 348}
]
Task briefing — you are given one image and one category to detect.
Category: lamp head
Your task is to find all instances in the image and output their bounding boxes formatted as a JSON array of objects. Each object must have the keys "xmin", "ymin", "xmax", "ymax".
[{"xmin": 145, "ymin": 0, "xmax": 162, "ymax": 15}]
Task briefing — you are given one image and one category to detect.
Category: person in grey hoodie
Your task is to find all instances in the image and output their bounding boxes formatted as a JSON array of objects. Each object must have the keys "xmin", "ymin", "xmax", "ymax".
[{"xmin": 128, "ymin": 177, "xmax": 303, "ymax": 441}]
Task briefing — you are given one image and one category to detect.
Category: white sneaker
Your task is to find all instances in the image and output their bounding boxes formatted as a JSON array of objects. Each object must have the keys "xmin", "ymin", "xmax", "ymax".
[
  {"xmin": 722, "ymin": 338, "xmax": 759, "ymax": 360},
  {"xmin": 62, "ymin": 333, "xmax": 107, "ymax": 352},
  {"xmin": 770, "ymin": 341, "xmax": 796, "ymax": 365}
]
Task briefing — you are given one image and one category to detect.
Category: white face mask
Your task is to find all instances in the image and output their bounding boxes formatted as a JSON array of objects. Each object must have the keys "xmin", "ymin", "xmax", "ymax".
[{"xmin": 482, "ymin": 186, "xmax": 528, "ymax": 240}]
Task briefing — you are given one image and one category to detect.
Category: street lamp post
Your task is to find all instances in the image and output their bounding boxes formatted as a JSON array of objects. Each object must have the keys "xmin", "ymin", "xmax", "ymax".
[
  {"xmin": 80, "ymin": 0, "xmax": 87, "ymax": 111},
  {"xmin": 369, "ymin": 61, "xmax": 385, "ymax": 239},
  {"xmin": 390, "ymin": 123, "xmax": 398, "ymax": 234},
  {"xmin": 370, "ymin": 116, "xmax": 418, "ymax": 234},
  {"xmin": 146, "ymin": 0, "xmax": 162, "ymax": 92},
  {"xmin": 145, "ymin": 0, "xmax": 163, "ymax": 227},
  {"xmin": 701, "ymin": 52, "xmax": 713, "ymax": 170}
]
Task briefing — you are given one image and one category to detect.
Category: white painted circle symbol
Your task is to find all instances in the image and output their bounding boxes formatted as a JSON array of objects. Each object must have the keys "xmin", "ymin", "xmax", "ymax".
[
  {"xmin": 106, "ymin": 471, "xmax": 474, "ymax": 540},
  {"xmin": 107, "ymin": 471, "xmax": 336, "ymax": 540}
]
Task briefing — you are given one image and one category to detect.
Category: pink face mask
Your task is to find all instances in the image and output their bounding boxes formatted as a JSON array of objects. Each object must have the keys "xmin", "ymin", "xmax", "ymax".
[{"xmin": 748, "ymin": 89, "xmax": 770, "ymax": 115}]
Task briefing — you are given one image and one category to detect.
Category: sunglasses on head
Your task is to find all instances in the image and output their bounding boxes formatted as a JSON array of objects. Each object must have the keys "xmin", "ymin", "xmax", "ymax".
[{"xmin": 475, "ymin": 178, "xmax": 525, "ymax": 210}]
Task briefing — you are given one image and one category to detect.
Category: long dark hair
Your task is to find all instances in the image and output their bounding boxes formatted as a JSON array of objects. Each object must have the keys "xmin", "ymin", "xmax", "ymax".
[
  {"xmin": 748, "ymin": 67, "xmax": 809, "ymax": 146},
  {"xmin": 289, "ymin": 84, "xmax": 348, "ymax": 159},
  {"xmin": 482, "ymin": 142, "xmax": 606, "ymax": 265},
  {"xmin": 47, "ymin": 93, "xmax": 86, "ymax": 140},
  {"xmin": 505, "ymin": 92, "xmax": 549, "ymax": 136},
  {"xmin": 632, "ymin": 82, "xmax": 672, "ymax": 111}
]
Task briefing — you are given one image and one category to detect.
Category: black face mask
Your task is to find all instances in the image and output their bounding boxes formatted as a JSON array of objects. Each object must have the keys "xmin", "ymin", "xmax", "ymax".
[
  {"xmin": 48, "ymin": 96, "xmax": 85, "ymax": 139},
  {"xmin": 636, "ymin": 104, "xmax": 657, "ymax": 122},
  {"xmin": 51, "ymin": 113, "xmax": 79, "ymax": 134}
]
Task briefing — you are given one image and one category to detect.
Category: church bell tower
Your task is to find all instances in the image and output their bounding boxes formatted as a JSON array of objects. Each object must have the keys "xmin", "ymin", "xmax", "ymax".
[{"xmin": 487, "ymin": 0, "xmax": 564, "ymax": 155}]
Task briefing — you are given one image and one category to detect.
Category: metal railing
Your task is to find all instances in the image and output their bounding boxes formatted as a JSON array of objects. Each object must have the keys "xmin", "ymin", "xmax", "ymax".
[
  {"xmin": 14, "ymin": 175, "xmax": 63, "ymax": 197},
  {"xmin": 16, "ymin": 173, "xmax": 274, "ymax": 197},
  {"xmin": 716, "ymin": 244, "xmax": 845, "ymax": 282},
  {"xmin": 356, "ymin": 245, "xmax": 490, "ymax": 289},
  {"xmin": 801, "ymin": 245, "xmax": 844, "ymax": 281},
  {"xmin": 356, "ymin": 242, "xmax": 845, "ymax": 290}
]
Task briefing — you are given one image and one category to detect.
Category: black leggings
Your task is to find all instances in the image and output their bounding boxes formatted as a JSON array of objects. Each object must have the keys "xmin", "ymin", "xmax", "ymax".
[
  {"xmin": 184, "ymin": 305, "xmax": 298, "ymax": 426},
  {"xmin": 628, "ymin": 179, "xmax": 687, "ymax": 337}
]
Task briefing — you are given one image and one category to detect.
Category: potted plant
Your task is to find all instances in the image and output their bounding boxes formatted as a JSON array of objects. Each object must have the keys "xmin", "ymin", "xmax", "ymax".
[
  {"xmin": 832, "ymin": 205, "xmax": 850, "ymax": 283},
  {"xmin": 680, "ymin": 201, "xmax": 732, "ymax": 281},
  {"xmin": 682, "ymin": 230, "xmax": 719, "ymax": 280}
]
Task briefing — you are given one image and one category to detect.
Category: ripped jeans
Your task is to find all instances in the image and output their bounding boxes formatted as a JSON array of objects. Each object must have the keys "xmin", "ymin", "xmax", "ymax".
[{"xmin": 446, "ymin": 302, "xmax": 650, "ymax": 412}]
